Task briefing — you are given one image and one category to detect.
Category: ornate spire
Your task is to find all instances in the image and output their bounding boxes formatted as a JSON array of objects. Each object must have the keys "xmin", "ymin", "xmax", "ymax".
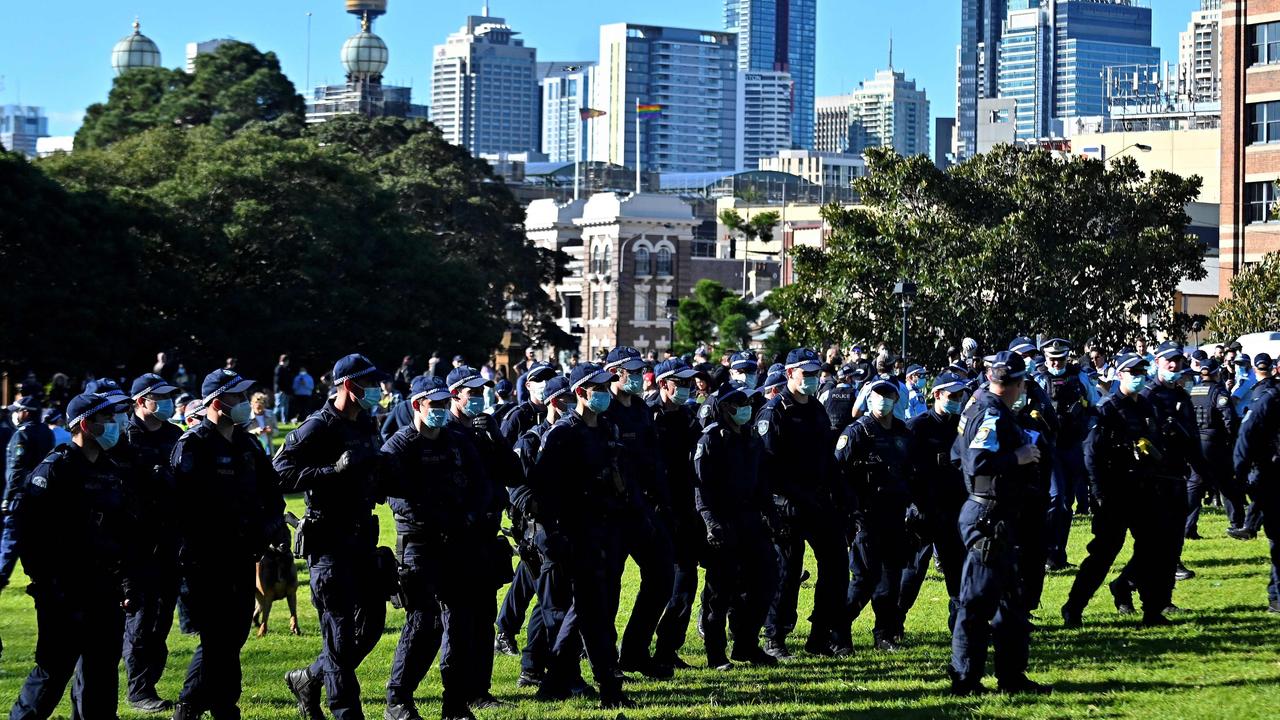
[
  {"xmin": 133, "ymin": 17, "xmax": 141, "ymax": 34},
  {"xmin": 361, "ymin": 11, "xmax": 370, "ymax": 32}
]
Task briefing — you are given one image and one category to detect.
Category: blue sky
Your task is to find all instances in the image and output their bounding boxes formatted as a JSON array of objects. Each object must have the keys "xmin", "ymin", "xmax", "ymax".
[{"xmin": 5, "ymin": 0, "xmax": 1202, "ymax": 137}]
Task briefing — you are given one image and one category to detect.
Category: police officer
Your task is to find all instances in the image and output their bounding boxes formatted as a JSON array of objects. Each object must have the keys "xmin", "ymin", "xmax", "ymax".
[
  {"xmin": 275, "ymin": 355, "xmax": 389, "ymax": 720},
  {"xmin": 498, "ymin": 361, "xmax": 558, "ymax": 446},
  {"xmin": 1230, "ymin": 353, "xmax": 1275, "ymax": 540},
  {"xmin": 948, "ymin": 352, "xmax": 1049, "ymax": 696},
  {"xmin": 10, "ymin": 392, "xmax": 139, "ymax": 720},
  {"xmin": 647, "ymin": 359, "xmax": 703, "ymax": 669},
  {"xmin": 760, "ymin": 348, "xmax": 847, "ymax": 659},
  {"xmin": 170, "ymin": 371, "xmax": 286, "ymax": 720},
  {"xmin": 1232, "ymin": 377, "xmax": 1280, "ymax": 613},
  {"xmin": 490, "ymin": 379, "xmax": 518, "ymax": 425},
  {"xmin": 122, "ymin": 373, "xmax": 185, "ymax": 713},
  {"xmin": 1035, "ymin": 339, "xmax": 1096, "ymax": 572},
  {"xmin": 821, "ymin": 364, "xmax": 858, "ymax": 433},
  {"xmin": 693, "ymin": 382, "xmax": 779, "ymax": 669},
  {"xmin": 602, "ymin": 346, "xmax": 677, "ymax": 678},
  {"xmin": 524, "ymin": 363, "xmax": 634, "ymax": 709},
  {"xmin": 493, "ymin": 363, "xmax": 559, "ymax": 658},
  {"xmin": 1062, "ymin": 354, "xmax": 1175, "ymax": 627},
  {"xmin": 442, "ymin": 365, "xmax": 511, "ymax": 710},
  {"xmin": 382, "ymin": 375, "xmax": 493, "ymax": 720},
  {"xmin": 508, "ymin": 376, "xmax": 573, "ymax": 689},
  {"xmin": 899, "ymin": 373, "xmax": 969, "ymax": 631},
  {"xmin": 904, "ymin": 365, "xmax": 928, "ymax": 419},
  {"xmin": 729, "ymin": 351, "xmax": 760, "ymax": 391},
  {"xmin": 852, "ymin": 351, "xmax": 909, "ymax": 421},
  {"xmin": 1, "ymin": 396, "xmax": 54, "ymax": 590},
  {"xmin": 835, "ymin": 379, "xmax": 912, "ymax": 652},
  {"xmin": 1186, "ymin": 359, "xmax": 1242, "ymax": 540}
]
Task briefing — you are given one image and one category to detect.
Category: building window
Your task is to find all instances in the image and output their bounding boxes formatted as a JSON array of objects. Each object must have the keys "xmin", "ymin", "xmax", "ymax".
[
  {"xmin": 656, "ymin": 248, "xmax": 673, "ymax": 276},
  {"xmin": 1250, "ymin": 101, "xmax": 1280, "ymax": 145},
  {"xmin": 691, "ymin": 238, "xmax": 716, "ymax": 258},
  {"xmin": 565, "ymin": 295, "xmax": 582, "ymax": 319},
  {"xmin": 1245, "ymin": 181, "xmax": 1278, "ymax": 224},
  {"xmin": 1250, "ymin": 22, "xmax": 1280, "ymax": 67},
  {"xmin": 634, "ymin": 291, "xmax": 648, "ymax": 321},
  {"xmin": 634, "ymin": 247, "xmax": 651, "ymax": 277}
]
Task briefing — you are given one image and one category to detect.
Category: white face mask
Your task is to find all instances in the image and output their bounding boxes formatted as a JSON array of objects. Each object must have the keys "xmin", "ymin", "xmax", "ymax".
[
  {"xmin": 528, "ymin": 381, "xmax": 546, "ymax": 402},
  {"xmin": 869, "ymin": 394, "xmax": 896, "ymax": 418}
]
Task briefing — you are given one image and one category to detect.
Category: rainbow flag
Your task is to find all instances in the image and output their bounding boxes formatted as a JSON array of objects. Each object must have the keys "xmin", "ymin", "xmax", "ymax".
[{"xmin": 637, "ymin": 104, "xmax": 663, "ymax": 118}]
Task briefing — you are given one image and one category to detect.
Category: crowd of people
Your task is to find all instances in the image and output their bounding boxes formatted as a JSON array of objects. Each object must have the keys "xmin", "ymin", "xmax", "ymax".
[{"xmin": 0, "ymin": 334, "xmax": 1277, "ymax": 720}]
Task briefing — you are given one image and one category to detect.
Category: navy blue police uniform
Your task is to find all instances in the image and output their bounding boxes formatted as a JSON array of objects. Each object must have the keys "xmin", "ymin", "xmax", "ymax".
[
  {"xmin": 821, "ymin": 364, "xmax": 858, "ymax": 433},
  {"xmin": 1186, "ymin": 359, "xmax": 1243, "ymax": 536},
  {"xmin": 498, "ymin": 362, "xmax": 557, "ymax": 446},
  {"xmin": 382, "ymin": 375, "xmax": 495, "ymax": 720},
  {"xmin": 1063, "ymin": 354, "xmax": 1175, "ymax": 625},
  {"xmin": 646, "ymin": 359, "xmax": 703, "ymax": 668},
  {"xmin": 760, "ymin": 348, "xmax": 848, "ymax": 658},
  {"xmin": 834, "ymin": 382, "xmax": 912, "ymax": 650},
  {"xmin": 274, "ymin": 356, "xmax": 389, "ymax": 720},
  {"xmin": 693, "ymin": 384, "xmax": 780, "ymax": 668},
  {"xmin": 0, "ymin": 397, "xmax": 55, "ymax": 588},
  {"xmin": 948, "ymin": 352, "xmax": 1048, "ymax": 695},
  {"xmin": 170, "ymin": 374, "xmax": 286, "ymax": 719},
  {"xmin": 1232, "ymin": 379, "xmax": 1280, "ymax": 610},
  {"xmin": 899, "ymin": 374, "xmax": 969, "ymax": 630},
  {"xmin": 119, "ymin": 373, "xmax": 184, "ymax": 711},
  {"xmin": 523, "ymin": 364, "xmax": 633, "ymax": 708},
  {"xmin": 9, "ymin": 393, "xmax": 139, "ymax": 720},
  {"xmin": 1034, "ymin": 339, "xmax": 1094, "ymax": 570},
  {"xmin": 601, "ymin": 347, "xmax": 678, "ymax": 677}
]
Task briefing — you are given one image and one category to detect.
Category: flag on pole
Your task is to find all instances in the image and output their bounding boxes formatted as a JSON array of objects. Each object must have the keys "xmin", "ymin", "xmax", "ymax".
[
  {"xmin": 637, "ymin": 104, "xmax": 663, "ymax": 118},
  {"xmin": 579, "ymin": 107, "xmax": 606, "ymax": 120}
]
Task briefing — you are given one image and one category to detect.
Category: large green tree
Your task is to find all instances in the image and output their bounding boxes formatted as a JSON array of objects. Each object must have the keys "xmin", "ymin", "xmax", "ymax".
[
  {"xmin": 76, "ymin": 41, "xmax": 304, "ymax": 150},
  {"xmin": 770, "ymin": 146, "xmax": 1206, "ymax": 366},
  {"xmin": 1207, "ymin": 252, "xmax": 1280, "ymax": 342},
  {"xmin": 674, "ymin": 279, "xmax": 756, "ymax": 355}
]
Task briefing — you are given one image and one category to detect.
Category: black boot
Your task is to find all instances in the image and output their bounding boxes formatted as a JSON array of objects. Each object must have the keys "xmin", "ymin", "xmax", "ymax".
[
  {"xmin": 384, "ymin": 701, "xmax": 424, "ymax": 720},
  {"xmin": 284, "ymin": 667, "xmax": 325, "ymax": 720},
  {"xmin": 171, "ymin": 703, "xmax": 201, "ymax": 720}
]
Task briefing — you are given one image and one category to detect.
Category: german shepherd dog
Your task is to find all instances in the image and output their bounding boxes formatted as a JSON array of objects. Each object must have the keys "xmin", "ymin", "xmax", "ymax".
[{"xmin": 253, "ymin": 526, "xmax": 300, "ymax": 637}]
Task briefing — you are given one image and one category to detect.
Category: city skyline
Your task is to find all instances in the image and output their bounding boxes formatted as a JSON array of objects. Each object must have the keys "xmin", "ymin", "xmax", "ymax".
[{"xmin": 4, "ymin": 0, "xmax": 1203, "ymax": 141}]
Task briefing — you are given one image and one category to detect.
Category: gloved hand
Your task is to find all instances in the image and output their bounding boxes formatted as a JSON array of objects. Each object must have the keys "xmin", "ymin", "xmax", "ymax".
[
  {"xmin": 334, "ymin": 450, "xmax": 356, "ymax": 474},
  {"xmin": 471, "ymin": 414, "xmax": 496, "ymax": 435}
]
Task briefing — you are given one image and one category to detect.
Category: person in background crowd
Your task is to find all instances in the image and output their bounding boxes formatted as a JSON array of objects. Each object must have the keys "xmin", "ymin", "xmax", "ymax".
[
  {"xmin": 273, "ymin": 355, "xmax": 293, "ymax": 425},
  {"xmin": 248, "ymin": 392, "xmax": 278, "ymax": 456},
  {"xmin": 291, "ymin": 366, "xmax": 315, "ymax": 422},
  {"xmin": 43, "ymin": 410, "xmax": 71, "ymax": 446},
  {"xmin": 47, "ymin": 374, "xmax": 74, "ymax": 415}
]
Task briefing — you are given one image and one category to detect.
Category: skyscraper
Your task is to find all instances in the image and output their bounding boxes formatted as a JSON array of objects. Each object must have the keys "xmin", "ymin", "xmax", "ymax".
[
  {"xmin": 0, "ymin": 105, "xmax": 49, "ymax": 158},
  {"xmin": 955, "ymin": 0, "xmax": 1006, "ymax": 160},
  {"xmin": 724, "ymin": 0, "xmax": 817, "ymax": 150},
  {"xmin": 431, "ymin": 9, "xmax": 538, "ymax": 155},
  {"xmin": 739, "ymin": 70, "xmax": 794, "ymax": 169},
  {"xmin": 1179, "ymin": 1, "xmax": 1222, "ymax": 102},
  {"xmin": 590, "ymin": 23, "xmax": 738, "ymax": 173},
  {"xmin": 994, "ymin": 0, "xmax": 1159, "ymax": 143},
  {"xmin": 539, "ymin": 62, "xmax": 594, "ymax": 163},
  {"xmin": 814, "ymin": 69, "xmax": 930, "ymax": 158}
]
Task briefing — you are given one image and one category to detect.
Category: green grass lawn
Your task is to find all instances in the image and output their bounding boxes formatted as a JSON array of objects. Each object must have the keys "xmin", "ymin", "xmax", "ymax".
[{"xmin": 1, "ymin": 488, "xmax": 1277, "ymax": 718}]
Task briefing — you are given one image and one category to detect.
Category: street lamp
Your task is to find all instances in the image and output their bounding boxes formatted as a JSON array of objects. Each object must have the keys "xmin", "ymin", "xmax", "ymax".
[
  {"xmin": 665, "ymin": 297, "xmax": 679, "ymax": 353},
  {"xmin": 1109, "ymin": 143, "xmax": 1152, "ymax": 162},
  {"xmin": 893, "ymin": 279, "xmax": 917, "ymax": 362},
  {"xmin": 500, "ymin": 300, "xmax": 526, "ymax": 378},
  {"xmin": 504, "ymin": 300, "xmax": 524, "ymax": 328}
]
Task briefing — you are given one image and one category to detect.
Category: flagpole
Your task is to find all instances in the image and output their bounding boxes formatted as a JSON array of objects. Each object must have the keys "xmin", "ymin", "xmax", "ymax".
[{"xmin": 635, "ymin": 97, "xmax": 641, "ymax": 194}]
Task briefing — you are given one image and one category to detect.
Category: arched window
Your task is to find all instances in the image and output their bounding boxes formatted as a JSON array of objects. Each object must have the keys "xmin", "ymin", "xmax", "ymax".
[
  {"xmin": 634, "ymin": 247, "xmax": 651, "ymax": 277},
  {"xmin": 656, "ymin": 247, "xmax": 673, "ymax": 276}
]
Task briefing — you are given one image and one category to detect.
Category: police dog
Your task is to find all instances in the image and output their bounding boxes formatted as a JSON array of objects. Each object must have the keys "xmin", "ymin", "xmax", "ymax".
[{"xmin": 254, "ymin": 542, "xmax": 300, "ymax": 637}]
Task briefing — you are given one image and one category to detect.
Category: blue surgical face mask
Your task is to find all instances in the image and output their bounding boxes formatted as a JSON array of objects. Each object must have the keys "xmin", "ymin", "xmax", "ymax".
[
  {"xmin": 228, "ymin": 401, "xmax": 252, "ymax": 424},
  {"xmin": 587, "ymin": 389, "xmax": 612, "ymax": 414},
  {"xmin": 528, "ymin": 381, "xmax": 547, "ymax": 402},
  {"xmin": 672, "ymin": 387, "xmax": 691, "ymax": 404},
  {"xmin": 354, "ymin": 385, "xmax": 381, "ymax": 411},
  {"xmin": 152, "ymin": 399, "xmax": 175, "ymax": 422},
  {"xmin": 800, "ymin": 376, "xmax": 820, "ymax": 396},
  {"xmin": 942, "ymin": 399, "xmax": 963, "ymax": 415},
  {"xmin": 95, "ymin": 420, "xmax": 121, "ymax": 450},
  {"xmin": 622, "ymin": 375, "xmax": 644, "ymax": 395},
  {"xmin": 463, "ymin": 396, "xmax": 486, "ymax": 417},
  {"xmin": 732, "ymin": 405, "xmax": 753, "ymax": 426},
  {"xmin": 1011, "ymin": 390, "xmax": 1028, "ymax": 412},
  {"xmin": 1048, "ymin": 365, "xmax": 1067, "ymax": 377},
  {"xmin": 869, "ymin": 394, "xmax": 896, "ymax": 417},
  {"xmin": 1121, "ymin": 373, "xmax": 1145, "ymax": 394},
  {"xmin": 1157, "ymin": 367, "xmax": 1179, "ymax": 385},
  {"xmin": 734, "ymin": 372, "xmax": 758, "ymax": 390},
  {"xmin": 424, "ymin": 408, "xmax": 449, "ymax": 428}
]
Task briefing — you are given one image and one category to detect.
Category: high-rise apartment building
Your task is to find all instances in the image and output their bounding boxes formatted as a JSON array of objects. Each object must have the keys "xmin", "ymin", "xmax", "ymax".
[
  {"xmin": 995, "ymin": 0, "xmax": 1159, "ymax": 142},
  {"xmin": 813, "ymin": 69, "xmax": 930, "ymax": 158},
  {"xmin": 431, "ymin": 10, "xmax": 538, "ymax": 155},
  {"xmin": 590, "ymin": 24, "xmax": 739, "ymax": 173},
  {"xmin": 1221, "ymin": 1, "xmax": 1280, "ymax": 292},
  {"xmin": 186, "ymin": 39, "xmax": 234, "ymax": 73},
  {"xmin": 739, "ymin": 70, "xmax": 794, "ymax": 169},
  {"xmin": 1180, "ymin": 1, "xmax": 1222, "ymax": 102},
  {"xmin": 724, "ymin": 0, "xmax": 816, "ymax": 150},
  {"xmin": 539, "ymin": 62, "xmax": 595, "ymax": 163}
]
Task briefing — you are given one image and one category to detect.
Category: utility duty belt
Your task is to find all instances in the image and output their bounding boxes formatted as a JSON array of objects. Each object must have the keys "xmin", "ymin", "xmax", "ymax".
[{"xmin": 971, "ymin": 475, "xmax": 1006, "ymax": 498}]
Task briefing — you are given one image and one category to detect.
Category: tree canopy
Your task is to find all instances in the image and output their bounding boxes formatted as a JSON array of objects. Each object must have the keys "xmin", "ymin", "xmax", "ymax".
[
  {"xmin": 768, "ymin": 146, "xmax": 1207, "ymax": 366},
  {"xmin": 4, "ymin": 42, "xmax": 564, "ymax": 380},
  {"xmin": 1207, "ymin": 252, "xmax": 1280, "ymax": 342},
  {"xmin": 673, "ymin": 279, "xmax": 756, "ymax": 355}
]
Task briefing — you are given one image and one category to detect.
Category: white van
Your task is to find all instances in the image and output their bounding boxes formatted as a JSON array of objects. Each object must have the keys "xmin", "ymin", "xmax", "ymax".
[{"xmin": 1234, "ymin": 332, "xmax": 1280, "ymax": 361}]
